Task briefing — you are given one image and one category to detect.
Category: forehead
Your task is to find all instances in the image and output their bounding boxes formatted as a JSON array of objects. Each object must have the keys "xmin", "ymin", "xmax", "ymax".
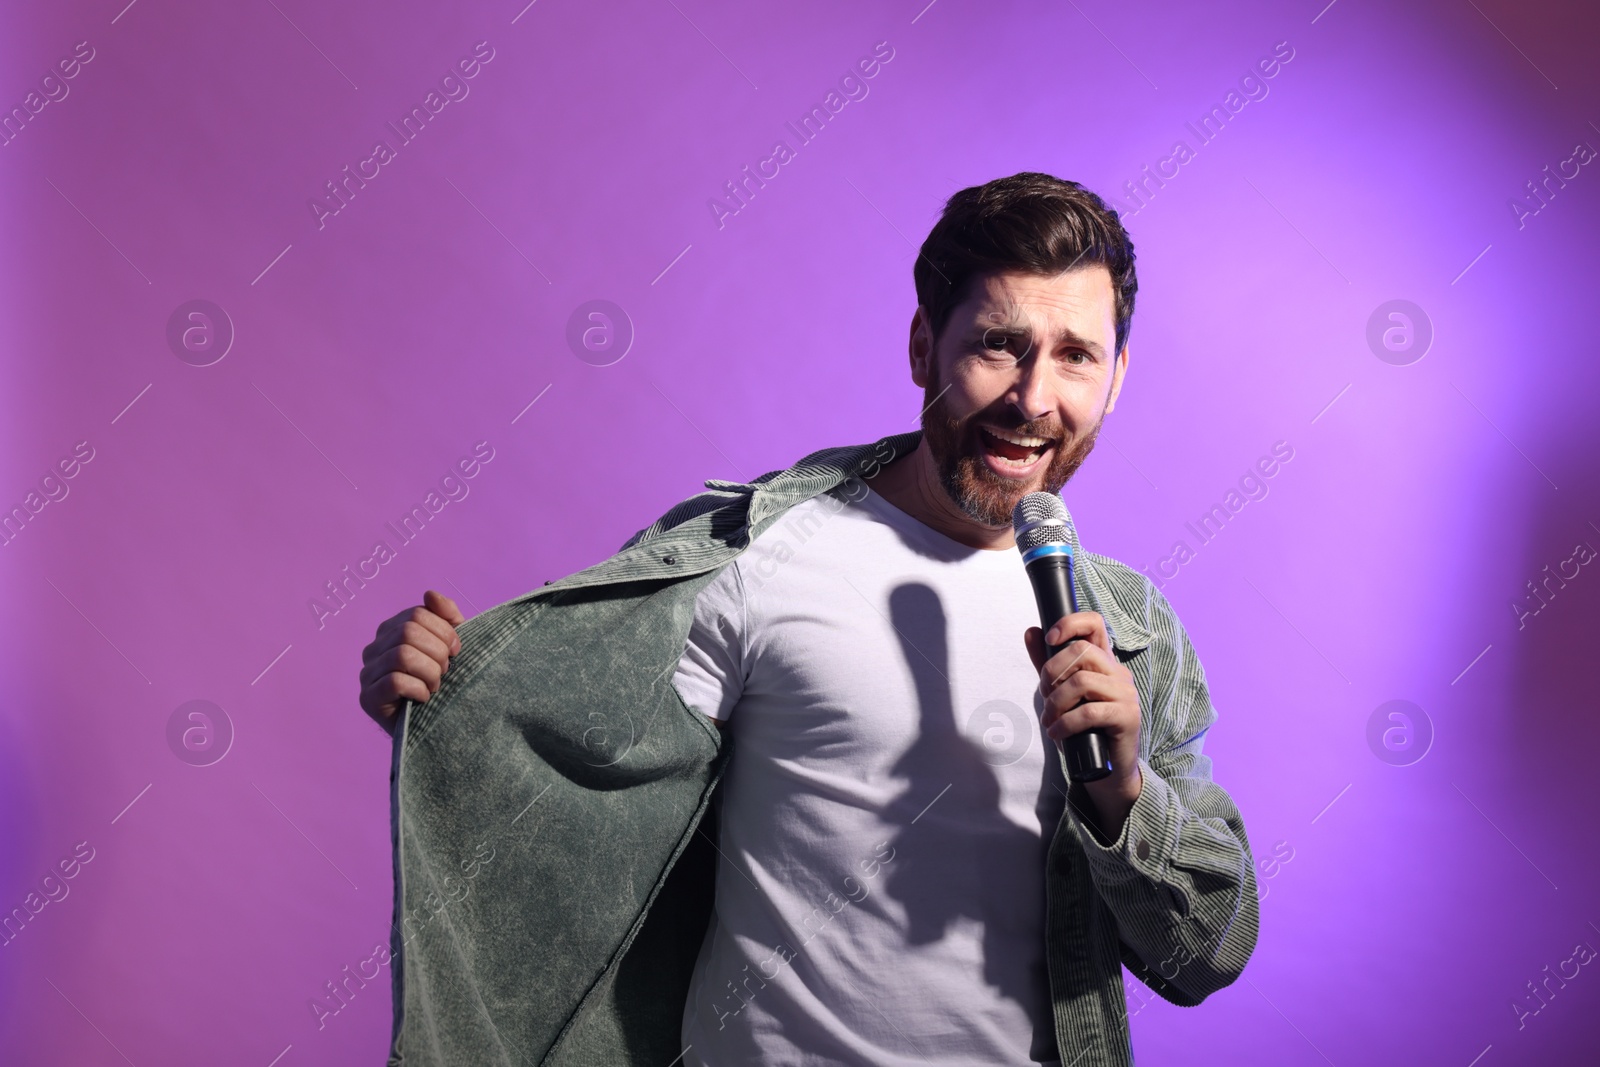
[{"xmin": 953, "ymin": 267, "xmax": 1116, "ymax": 337}]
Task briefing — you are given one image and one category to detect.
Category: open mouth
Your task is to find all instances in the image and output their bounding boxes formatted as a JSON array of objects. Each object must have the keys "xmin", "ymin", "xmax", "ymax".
[{"xmin": 978, "ymin": 425, "xmax": 1056, "ymax": 470}]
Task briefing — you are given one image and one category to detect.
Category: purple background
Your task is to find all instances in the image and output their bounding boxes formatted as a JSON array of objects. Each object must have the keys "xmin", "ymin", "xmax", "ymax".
[{"xmin": 3, "ymin": 0, "xmax": 1598, "ymax": 1063}]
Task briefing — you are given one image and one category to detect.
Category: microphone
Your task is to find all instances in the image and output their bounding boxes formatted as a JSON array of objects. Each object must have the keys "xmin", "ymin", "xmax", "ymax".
[{"xmin": 1013, "ymin": 492, "xmax": 1113, "ymax": 783}]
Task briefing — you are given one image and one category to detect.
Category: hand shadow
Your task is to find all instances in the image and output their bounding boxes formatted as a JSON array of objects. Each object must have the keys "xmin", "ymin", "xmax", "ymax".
[{"xmin": 876, "ymin": 581, "xmax": 1058, "ymax": 1058}]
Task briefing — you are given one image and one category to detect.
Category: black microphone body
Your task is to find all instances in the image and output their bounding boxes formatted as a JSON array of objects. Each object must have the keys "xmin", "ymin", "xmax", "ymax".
[{"xmin": 1013, "ymin": 493, "xmax": 1114, "ymax": 784}]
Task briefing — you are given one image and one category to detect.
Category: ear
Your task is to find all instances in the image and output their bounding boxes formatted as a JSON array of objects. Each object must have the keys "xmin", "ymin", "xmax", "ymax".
[
  {"xmin": 909, "ymin": 306, "xmax": 935, "ymax": 389},
  {"xmin": 1103, "ymin": 343, "xmax": 1129, "ymax": 415}
]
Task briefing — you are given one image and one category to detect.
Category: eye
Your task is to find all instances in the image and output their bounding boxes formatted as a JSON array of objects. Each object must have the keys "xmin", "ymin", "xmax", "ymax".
[
  {"xmin": 976, "ymin": 334, "xmax": 1017, "ymax": 362},
  {"xmin": 1062, "ymin": 350, "xmax": 1089, "ymax": 365}
]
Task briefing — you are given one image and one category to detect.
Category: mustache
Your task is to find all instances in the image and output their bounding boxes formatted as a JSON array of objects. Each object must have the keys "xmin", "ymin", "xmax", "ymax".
[{"xmin": 967, "ymin": 414, "xmax": 1066, "ymax": 442}]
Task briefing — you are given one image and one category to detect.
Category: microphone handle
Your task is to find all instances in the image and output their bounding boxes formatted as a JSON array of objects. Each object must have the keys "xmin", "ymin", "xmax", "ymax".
[{"xmin": 1024, "ymin": 552, "xmax": 1114, "ymax": 784}]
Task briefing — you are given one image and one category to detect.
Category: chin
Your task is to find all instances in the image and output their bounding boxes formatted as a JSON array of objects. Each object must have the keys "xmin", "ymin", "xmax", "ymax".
[{"xmin": 941, "ymin": 458, "xmax": 1049, "ymax": 527}]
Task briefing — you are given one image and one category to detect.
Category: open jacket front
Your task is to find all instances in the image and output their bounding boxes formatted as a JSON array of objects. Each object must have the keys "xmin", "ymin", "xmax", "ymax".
[{"xmin": 386, "ymin": 430, "xmax": 1260, "ymax": 1067}]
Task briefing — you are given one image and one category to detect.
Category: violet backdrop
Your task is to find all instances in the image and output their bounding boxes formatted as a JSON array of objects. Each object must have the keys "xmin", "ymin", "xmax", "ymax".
[{"xmin": 2, "ymin": 0, "xmax": 1597, "ymax": 1063}]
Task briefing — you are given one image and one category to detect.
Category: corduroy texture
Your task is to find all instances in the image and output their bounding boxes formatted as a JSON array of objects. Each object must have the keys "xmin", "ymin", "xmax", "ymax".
[{"xmin": 388, "ymin": 430, "xmax": 1258, "ymax": 1066}]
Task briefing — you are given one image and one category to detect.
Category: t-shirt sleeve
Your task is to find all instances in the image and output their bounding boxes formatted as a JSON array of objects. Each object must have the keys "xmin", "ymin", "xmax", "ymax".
[{"xmin": 671, "ymin": 559, "xmax": 747, "ymax": 721}]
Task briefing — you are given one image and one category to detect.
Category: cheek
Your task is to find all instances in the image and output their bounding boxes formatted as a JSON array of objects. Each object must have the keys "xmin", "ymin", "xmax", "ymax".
[
  {"xmin": 949, "ymin": 357, "xmax": 1017, "ymax": 408},
  {"xmin": 1051, "ymin": 378, "xmax": 1104, "ymax": 419}
]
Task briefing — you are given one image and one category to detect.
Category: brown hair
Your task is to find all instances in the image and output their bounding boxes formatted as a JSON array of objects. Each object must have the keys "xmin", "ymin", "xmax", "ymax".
[{"xmin": 914, "ymin": 172, "xmax": 1138, "ymax": 358}]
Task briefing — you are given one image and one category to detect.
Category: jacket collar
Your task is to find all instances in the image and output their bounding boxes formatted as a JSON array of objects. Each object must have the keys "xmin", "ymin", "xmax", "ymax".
[{"xmin": 549, "ymin": 430, "xmax": 1152, "ymax": 654}]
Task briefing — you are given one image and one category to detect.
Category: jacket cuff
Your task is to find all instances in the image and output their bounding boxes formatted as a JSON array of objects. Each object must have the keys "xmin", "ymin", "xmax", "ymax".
[{"xmin": 1069, "ymin": 756, "xmax": 1176, "ymax": 883}]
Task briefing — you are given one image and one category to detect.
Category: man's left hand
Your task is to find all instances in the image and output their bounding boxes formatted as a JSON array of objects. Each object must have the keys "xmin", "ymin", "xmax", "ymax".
[{"xmin": 1024, "ymin": 612, "xmax": 1143, "ymax": 844}]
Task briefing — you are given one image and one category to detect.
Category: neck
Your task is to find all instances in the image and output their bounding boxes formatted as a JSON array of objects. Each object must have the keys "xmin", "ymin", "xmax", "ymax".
[{"xmin": 864, "ymin": 439, "xmax": 1016, "ymax": 551}]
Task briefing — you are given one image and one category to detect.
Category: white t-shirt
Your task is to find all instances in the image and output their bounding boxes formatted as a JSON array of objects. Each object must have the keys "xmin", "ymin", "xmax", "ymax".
[{"xmin": 672, "ymin": 483, "xmax": 1068, "ymax": 1066}]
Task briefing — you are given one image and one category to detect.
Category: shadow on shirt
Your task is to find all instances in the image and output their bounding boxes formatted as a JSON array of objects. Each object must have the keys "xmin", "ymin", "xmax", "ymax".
[{"xmin": 879, "ymin": 581, "xmax": 1061, "ymax": 1062}]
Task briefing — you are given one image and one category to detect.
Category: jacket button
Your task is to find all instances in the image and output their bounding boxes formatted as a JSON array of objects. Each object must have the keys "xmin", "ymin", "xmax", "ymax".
[
  {"xmin": 1135, "ymin": 839, "xmax": 1150, "ymax": 861},
  {"xmin": 662, "ymin": 555, "xmax": 676, "ymax": 565}
]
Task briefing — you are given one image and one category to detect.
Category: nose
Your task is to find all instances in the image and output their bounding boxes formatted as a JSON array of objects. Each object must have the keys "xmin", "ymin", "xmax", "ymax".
[{"xmin": 1006, "ymin": 351, "xmax": 1053, "ymax": 424}]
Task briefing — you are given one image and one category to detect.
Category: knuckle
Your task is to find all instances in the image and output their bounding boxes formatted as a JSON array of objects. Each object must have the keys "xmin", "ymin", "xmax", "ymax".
[{"xmin": 398, "ymin": 645, "xmax": 430, "ymax": 674}]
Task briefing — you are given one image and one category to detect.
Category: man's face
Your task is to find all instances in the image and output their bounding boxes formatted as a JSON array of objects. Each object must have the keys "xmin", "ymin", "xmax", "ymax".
[{"xmin": 911, "ymin": 266, "xmax": 1127, "ymax": 527}]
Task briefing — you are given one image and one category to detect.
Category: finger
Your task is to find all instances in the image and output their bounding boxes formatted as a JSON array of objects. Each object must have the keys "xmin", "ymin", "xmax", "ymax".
[
  {"xmin": 1044, "ymin": 611, "xmax": 1111, "ymax": 657},
  {"xmin": 373, "ymin": 598, "xmax": 461, "ymax": 653},
  {"xmin": 1043, "ymin": 699, "xmax": 1121, "ymax": 742},
  {"xmin": 422, "ymin": 593, "xmax": 464, "ymax": 654},
  {"xmin": 400, "ymin": 619, "xmax": 455, "ymax": 671},
  {"xmin": 377, "ymin": 670, "xmax": 434, "ymax": 706},
  {"xmin": 361, "ymin": 671, "xmax": 435, "ymax": 734},
  {"xmin": 1042, "ymin": 670, "xmax": 1124, "ymax": 722},
  {"xmin": 367, "ymin": 642, "xmax": 445, "ymax": 696},
  {"xmin": 363, "ymin": 624, "xmax": 452, "ymax": 693},
  {"xmin": 360, "ymin": 700, "xmax": 397, "ymax": 737},
  {"xmin": 424, "ymin": 589, "xmax": 466, "ymax": 628},
  {"xmin": 1042, "ymin": 611, "xmax": 1109, "ymax": 655},
  {"xmin": 395, "ymin": 604, "xmax": 462, "ymax": 657},
  {"xmin": 377, "ymin": 601, "xmax": 424, "ymax": 638},
  {"xmin": 1042, "ymin": 640, "xmax": 1103, "ymax": 693},
  {"xmin": 1024, "ymin": 627, "xmax": 1048, "ymax": 673}
]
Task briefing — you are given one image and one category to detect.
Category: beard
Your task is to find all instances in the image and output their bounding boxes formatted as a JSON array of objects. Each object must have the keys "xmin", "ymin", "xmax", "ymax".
[{"xmin": 920, "ymin": 367, "xmax": 1105, "ymax": 527}]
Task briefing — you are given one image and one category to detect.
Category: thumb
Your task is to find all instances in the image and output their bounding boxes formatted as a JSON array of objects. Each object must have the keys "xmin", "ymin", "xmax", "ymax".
[
  {"xmin": 1023, "ymin": 626, "xmax": 1048, "ymax": 674},
  {"xmin": 424, "ymin": 588, "xmax": 465, "ymax": 627}
]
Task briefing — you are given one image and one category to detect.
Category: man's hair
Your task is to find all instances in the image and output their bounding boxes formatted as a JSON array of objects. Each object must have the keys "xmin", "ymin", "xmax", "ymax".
[{"xmin": 913, "ymin": 172, "xmax": 1138, "ymax": 359}]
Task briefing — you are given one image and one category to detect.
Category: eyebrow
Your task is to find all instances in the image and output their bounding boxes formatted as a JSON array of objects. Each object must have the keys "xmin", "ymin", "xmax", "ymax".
[{"xmin": 966, "ymin": 313, "xmax": 1107, "ymax": 360}]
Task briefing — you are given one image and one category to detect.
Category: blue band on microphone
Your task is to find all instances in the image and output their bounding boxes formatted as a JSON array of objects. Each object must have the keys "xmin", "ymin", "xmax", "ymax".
[{"xmin": 1020, "ymin": 543, "xmax": 1073, "ymax": 564}]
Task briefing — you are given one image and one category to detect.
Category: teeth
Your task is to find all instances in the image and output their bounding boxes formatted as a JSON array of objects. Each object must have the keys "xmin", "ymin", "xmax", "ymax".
[{"xmin": 983, "ymin": 426, "xmax": 1052, "ymax": 448}]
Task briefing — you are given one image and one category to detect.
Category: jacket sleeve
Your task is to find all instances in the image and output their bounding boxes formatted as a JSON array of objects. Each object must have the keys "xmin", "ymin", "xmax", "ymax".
[{"xmin": 1062, "ymin": 586, "xmax": 1260, "ymax": 1006}]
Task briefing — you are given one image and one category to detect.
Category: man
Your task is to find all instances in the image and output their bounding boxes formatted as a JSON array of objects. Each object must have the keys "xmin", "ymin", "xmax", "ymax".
[{"xmin": 360, "ymin": 173, "xmax": 1258, "ymax": 1066}]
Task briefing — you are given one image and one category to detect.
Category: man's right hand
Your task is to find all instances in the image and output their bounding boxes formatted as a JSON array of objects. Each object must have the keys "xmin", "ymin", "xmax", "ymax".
[{"xmin": 359, "ymin": 590, "xmax": 466, "ymax": 736}]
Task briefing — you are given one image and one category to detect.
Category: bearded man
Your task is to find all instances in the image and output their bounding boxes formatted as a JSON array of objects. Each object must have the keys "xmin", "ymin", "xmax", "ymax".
[{"xmin": 359, "ymin": 172, "xmax": 1259, "ymax": 1067}]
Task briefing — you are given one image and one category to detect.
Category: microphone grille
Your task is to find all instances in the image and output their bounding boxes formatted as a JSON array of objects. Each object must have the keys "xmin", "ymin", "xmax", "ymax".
[{"xmin": 1012, "ymin": 491, "xmax": 1070, "ymax": 552}]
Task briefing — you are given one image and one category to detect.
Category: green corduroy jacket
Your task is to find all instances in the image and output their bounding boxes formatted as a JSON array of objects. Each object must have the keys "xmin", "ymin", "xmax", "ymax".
[{"xmin": 387, "ymin": 429, "xmax": 1259, "ymax": 1067}]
